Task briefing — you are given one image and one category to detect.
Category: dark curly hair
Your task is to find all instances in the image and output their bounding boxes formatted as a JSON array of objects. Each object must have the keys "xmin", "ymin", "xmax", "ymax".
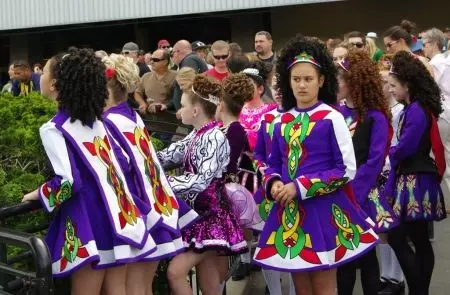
[
  {"xmin": 277, "ymin": 34, "xmax": 338, "ymax": 110},
  {"xmin": 222, "ymin": 73, "xmax": 254, "ymax": 116},
  {"xmin": 49, "ymin": 47, "xmax": 107, "ymax": 125},
  {"xmin": 391, "ymin": 51, "xmax": 443, "ymax": 117},
  {"xmin": 338, "ymin": 49, "xmax": 391, "ymax": 121},
  {"xmin": 189, "ymin": 75, "xmax": 224, "ymax": 118}
]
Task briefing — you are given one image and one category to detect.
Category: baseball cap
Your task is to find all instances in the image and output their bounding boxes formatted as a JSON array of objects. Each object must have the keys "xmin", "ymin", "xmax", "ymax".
[
  {"xmin": 158, "ymin": 39, "xmax": 170, "ymax": 48},
  {"xmin": 192, "ymin": 41, "xmax": 208, "ymax": 51},
  {"xmin": 122, "ymin": 42, "xmax": 139, "ymax": 52},
  {"xmin": 366, "ymin": 32, "xmax": 378, "ymax": 39}
]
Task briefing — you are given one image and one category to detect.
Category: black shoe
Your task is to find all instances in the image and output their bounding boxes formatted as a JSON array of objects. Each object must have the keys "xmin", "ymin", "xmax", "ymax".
[
  {"xmin": 378, "ymin": 280, "xmax": 405, "ymax": 295},
  {"xmin": 379, "ymin": 279, "xmax": 389, "ymax": 291},
  {"xmin": 232, "ymin": 263, "xmax": 251, "ymax": 281}
]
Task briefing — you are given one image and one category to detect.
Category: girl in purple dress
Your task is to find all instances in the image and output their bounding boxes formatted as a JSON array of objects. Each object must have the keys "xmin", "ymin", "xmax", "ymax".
[
  {"xmin": 386, "ymin": 51, "xmax": 446, "ymax": 295},
  {"xmin": 217, "ymin": 73, "xmax": 262, "ymax": 230},
  {"xmin": 215, "ymin": 73, "xmax": 261, "ymax": 292},
  {"xmin": 335, "ymin": 49, "xmax": 394, "ymax": 295},
  {"xmin": 377, "ymin": 54, "xmax": 405, "ymax": 294},
  {"xmin": 22, "ymin": 48, "xmax": 155, "ymax": 295},
  {"xmin": 100, "ymin": 54, "xmax": 198, "ymax": 295},
  {"xmin": 255, "ymin": 36, "xmax": 379, "ymax": 295},
  {"xmin": 235, "ymin": 61, "xmax": 277, "ymax": 280},
  {"xmin": 254, "ymin": 75, "xmax": 296, "ymax": 295},
  {"xmin": 157, "ymin": 75, "xmax": 247, "ymax": 294}
]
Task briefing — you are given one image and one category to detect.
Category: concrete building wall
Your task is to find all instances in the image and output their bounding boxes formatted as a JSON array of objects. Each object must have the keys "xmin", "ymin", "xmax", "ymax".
[{"xmin": 0, "ymin": 0, "xmax": 341, "ymax": 31}]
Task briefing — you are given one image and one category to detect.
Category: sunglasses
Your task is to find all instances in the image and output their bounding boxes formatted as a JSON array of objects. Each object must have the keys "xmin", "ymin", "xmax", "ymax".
[
  {"xmin": 160, "ymin": 46, "xmax": 170, "ymax": 49},
  {"xmin": 350, "ymin": 42, "xmax": 364, "ymax": 49},
  {"xmin": 151, "ymin": 57, "xmax": 165, "ymax": 62},
  {"xmin": 385, "ymin": 40, "xmax": 399, "ymax": 48},
  {"xmin": 122, "ymin": 51, "xmax": 130, "ymax": 55},
  {"xmin": 213, "ymin": 54, "xmax": 229, "ymax": 60}
]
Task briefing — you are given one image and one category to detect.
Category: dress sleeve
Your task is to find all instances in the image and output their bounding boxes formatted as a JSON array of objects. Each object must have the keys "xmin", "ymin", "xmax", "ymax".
[
  {"xmin": 263, "ymin": 123, "xmax": 284, "ymax": 197},
  {"xmin": 253, "ymin": 121, "xmax": 267, "ymax": 170},
  {"xmin": 157, "ymin": 131, "xmax": 193, "ymax": 168},
  {"xmin": 389, "ymin": 103, "xmax": 428, "ymax": 169},
  {"xmin": 167, "ymin": 130, "xmax": 230, "ymax": 194},
  {"xmin": 38, "ymin": 122, "xmax": 79, "ymax": 213},
  {"xmin": 226, "ymin": 124, "xmax": 247, "ymax": 173},
  {"xmin": 351, "ymin": 112, "xmax": 389, "ymax": 204},
  {"xmin": 293, "ymin": 112, "xmax": 356, "ymax": 201}
]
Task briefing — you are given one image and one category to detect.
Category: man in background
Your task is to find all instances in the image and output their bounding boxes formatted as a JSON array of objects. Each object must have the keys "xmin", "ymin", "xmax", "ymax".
[
  {"xmin": 11, "ymin": 61, "xmax": 41, "ymax": 96},
  {"xmin": 135, "ymin": 49, "xmax": 176, "ymax": 114},
  {"xmin": 255, "ymin": 31, "xmax": 275, "ymax": 64},
  {"xmin": 192, "ymin": 41, "xmax": 213, "ymax": 69},
  {"xmin": 122, "ymin": 42, "xmax": 150, "ymax": 77},
  {"xmin": 169, "ymin": 40, "xmax": 208, "ymax": 110}
]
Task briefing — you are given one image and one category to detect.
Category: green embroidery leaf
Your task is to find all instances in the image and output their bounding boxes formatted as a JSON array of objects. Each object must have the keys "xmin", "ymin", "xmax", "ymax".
[
  {"xmin": 290, "ymin": 228, "xmax": 306, "ymax": 259},
  {"xmin": 350, "ymin": 224, "xmax": 360, "ymax": 248},
  {"xmin": 275, "ymin": 226, "xmax": 288, "ymax": 258}
]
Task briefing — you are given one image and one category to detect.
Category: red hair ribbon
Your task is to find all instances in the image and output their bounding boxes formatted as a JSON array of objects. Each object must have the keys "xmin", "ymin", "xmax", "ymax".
[
  {"xmin": 105, "ymin": 67, "xmax": 116, "ymax": 79},
  {"xmin": 428, "ymin": 111, "xmax": 446, "ymax": 182}
]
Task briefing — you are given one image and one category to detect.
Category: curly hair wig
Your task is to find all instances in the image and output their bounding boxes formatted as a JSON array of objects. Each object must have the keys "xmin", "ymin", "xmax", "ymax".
[
  {"xmin": 50, "ymin": 47, "xmax": 108, "ymax": 125},
  {"xmin": 391, "ymin": 51, "xmax": 443, "ymax": 117},
  {"xmin": 276, "ymin": 34, "xmax": 338, "ymax": 110},
  {"xmin": 339, "ymin": 49, "xmax": 392, "ymax": 121},
  {"xmin": 189, "ymin": 74, "xmax": 224, "ymax": 118},
  {"xmin": 222, "ymin": 73, "xmax": 254, "ymax": 116}
]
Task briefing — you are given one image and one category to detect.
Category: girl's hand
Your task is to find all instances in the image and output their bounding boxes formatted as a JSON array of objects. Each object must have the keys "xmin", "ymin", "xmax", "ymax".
[
  {"xmin": 270, "ymin": 181, "xmax": 284, "ymax": 198},
  {"xmin": 274, "ymin": 183, "xmax": 297, "ymax": 207},
  {"xmin": 22, "ymin": 189, "xmax": 39, "ymax": 203},
  {"xmin": 138, "ymin": 103, "xmax": 147, "ymax": 114}
]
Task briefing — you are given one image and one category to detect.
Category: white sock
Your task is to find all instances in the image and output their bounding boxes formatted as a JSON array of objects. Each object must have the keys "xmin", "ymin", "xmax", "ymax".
[
  {"xmin": 241, "ymin": 251, "xmax": 251, "ymax": 264},
  {"xmin": 388, "ymin": 248, "xmax": 404, "ymax": 283},
  {"xmin": 262, "ymin": 269, "xmax": 282, "ymax": 295},
  {"xmin": 218, "ymin": 281, "xmax": 225, "ymax": 293},
  {"xmin": 288, "ymin": 273, "xmax": 296, "ymax": 295},
  {"xmin": 378, "ymin": 243, "xmax": 392, "ymax": 281}
]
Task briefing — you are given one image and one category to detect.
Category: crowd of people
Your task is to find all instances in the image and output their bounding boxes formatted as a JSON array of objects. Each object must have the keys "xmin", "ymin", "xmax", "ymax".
[{"xmin": 11, "ymin": 18, "xmax": 450, "ymax": 295}]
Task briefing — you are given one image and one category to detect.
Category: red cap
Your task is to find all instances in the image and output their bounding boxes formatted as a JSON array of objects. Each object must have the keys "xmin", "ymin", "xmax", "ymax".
[{"xmin": 158, "ymin": 39, "xmax": 170, "ymax": 47}]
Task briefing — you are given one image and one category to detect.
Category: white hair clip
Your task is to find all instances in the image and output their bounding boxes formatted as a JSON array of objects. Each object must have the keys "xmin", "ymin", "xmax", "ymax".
[
  {"xmin": 191, "ymin": 86, "xmax": 220, "ymax": 105},
  {"xmin": 242, "ymin": 68, "xmax": 260, "ymax": 77}
]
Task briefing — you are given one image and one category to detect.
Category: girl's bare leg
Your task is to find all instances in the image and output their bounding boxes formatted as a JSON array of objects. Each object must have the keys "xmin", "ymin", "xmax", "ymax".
[{"xmin": 71, "ymin": 264, "xmax": 105, "ymax": 295}]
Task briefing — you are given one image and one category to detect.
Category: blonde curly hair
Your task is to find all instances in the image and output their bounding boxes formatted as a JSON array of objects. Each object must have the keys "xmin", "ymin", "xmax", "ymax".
[{"xmin": 103, "ymin": 53, "xmax": 140, "ymax": 93}]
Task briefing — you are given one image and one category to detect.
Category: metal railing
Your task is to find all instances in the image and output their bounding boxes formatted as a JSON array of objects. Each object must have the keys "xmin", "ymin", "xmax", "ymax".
[{"xmin": 0, "ymin": 201, "xmax": 53, "ymax": 295}]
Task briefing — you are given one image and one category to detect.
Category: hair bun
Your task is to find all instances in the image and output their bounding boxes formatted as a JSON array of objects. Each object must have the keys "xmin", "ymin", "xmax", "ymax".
[
  {"xmin": 400, "ymin": 19, "xmax": 416, "ymax": 35},
  {"xmin": 223, "ymin": 73, "xmax": 254, "ymax": 105},
  {"xmin": 192, "ymin": 75, "xmax": 223, "ymax": 99}
]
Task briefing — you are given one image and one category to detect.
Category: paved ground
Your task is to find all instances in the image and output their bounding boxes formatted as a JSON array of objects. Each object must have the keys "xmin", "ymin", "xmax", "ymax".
[{"xmin": 247, "ymin": 218, "xmax": 450, "ymax": 295}]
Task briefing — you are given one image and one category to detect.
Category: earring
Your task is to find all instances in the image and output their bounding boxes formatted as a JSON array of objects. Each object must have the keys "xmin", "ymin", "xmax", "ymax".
[{"xmin": 50, "ymin": 86, "xmax": 55, "ymax": 91}]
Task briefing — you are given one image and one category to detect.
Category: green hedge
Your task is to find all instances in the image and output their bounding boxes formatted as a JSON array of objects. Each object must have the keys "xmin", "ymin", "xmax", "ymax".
[{"xmin": 0, "ymin": 92, "xmax": 169, "ymax": 293}]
